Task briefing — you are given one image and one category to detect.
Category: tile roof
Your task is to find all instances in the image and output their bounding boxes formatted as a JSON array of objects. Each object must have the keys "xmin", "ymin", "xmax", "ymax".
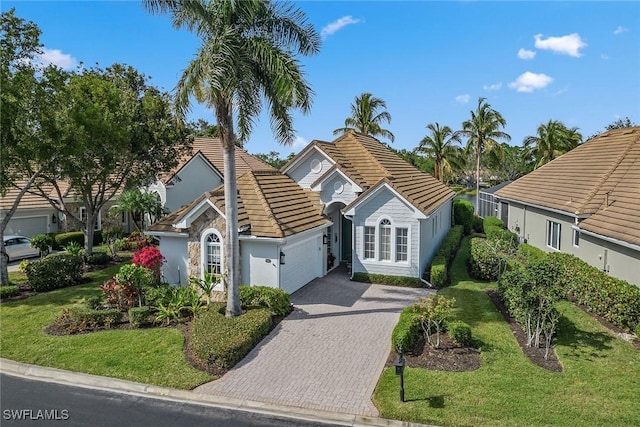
[
  {"xmin": 0, "ymin": 180, "xmax": 56, "ymax": 212},
  {"xmin": 149, "ymin": 170, "xmax": 330, "ymax": 238},
  {"xmin": 495, "ymin": 127, "xmax": 640, "ymax": 246},
  {"xmin": 310, "ymin": 131, "xmax": 455, "ymax": 216},
  {"xmin": 159, "ymin": 137, "xmax": 274, "ymax": 183}
]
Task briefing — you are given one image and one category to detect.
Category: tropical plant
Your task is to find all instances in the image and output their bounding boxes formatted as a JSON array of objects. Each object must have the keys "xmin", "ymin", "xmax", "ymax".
[
  {"xmin": 132, "ymin": 246, "xmax": 164, "ymax": 283},
  {"xmin": 461, "ymin": 97, "xmax": 511, "ymax": 213},
  {"xmin": 523, "ymin": 120, "xmax": 582, "ymax": 169},
  {"xmin": 188, "ymin": 269, "xmax": 220, "ymax": 305},
  {"xmin": 64, "ymin": 242, "xmax": 84, "ymax": 257},
  {"xmin": 116, "ymin": 263, "xmax": 155, "ymax": 307},
  {"xmin": 333, "ymin": 92, "xmax": 395, "ymax": 142},
  {"xmin": 110, "ymin": 189, "xmax": 165, "ymax": 231},
  {"xmin": 417, "ymin": 123, "xmax": 463, "ymax": 182},
  {"xmin": 144, "ymin": 0, "xmax": 320, "ymax": 317}
]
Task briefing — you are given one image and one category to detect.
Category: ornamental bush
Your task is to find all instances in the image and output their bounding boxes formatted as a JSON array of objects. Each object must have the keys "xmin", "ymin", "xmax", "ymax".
[
  {"xmin": 86, "ymin": 251, "xmax": 110, "ymax": 265},
  {"xmin": 54, "ymin": 231, "xmax": 102, "ymax": 249},
  {"xmin": 239, "ymin": 285, "xmax": 292, "ymax": 316},
  {"xmin": 128, "ymin": 306, "xmax": 151, "ymax": 328},
  {"xmin": 54, "ymin": 307, "xmax": 123, "ymax": 333},
  {"xmin": 351, "ymin": 273, "xmax": 424, "ymax": 287},
  {"xmin": 30, "ymin": 234, "xmax": 54, "ymax": 257},
  {"xmin": 0, "ymin": 285, "xmax": 20, "ymax": 299},
  {"xmin": 391, "ymin": 304, "xmax": 423, "ymax": 353},
  {"xmin": 468, "ymin": 238, "xmax": 504, "ymax": 281},
  {"xmin": 132, "ymin": 246, "xmax": 164, "ymax": 275},
  {"xmin": 191, "ymin": 307, "xmax": 272, "ymax": 369},
  {"xmin": 448, "ymin": 320, "xmax": 473, "ymax": 346},
  {"xmin": 428, "ymin": 225, "xmax": 464, "ymax": 288},
  {"xmin": 23, "ymin": 254, "xmax": 83, "ymax": 292},
  {"xmin": 429, "ymin": 255, "xmax": 447, "ymax": 288},
  {"xmin": 453, "ymin": 199, "xmax": 474, "ymax": 235}
]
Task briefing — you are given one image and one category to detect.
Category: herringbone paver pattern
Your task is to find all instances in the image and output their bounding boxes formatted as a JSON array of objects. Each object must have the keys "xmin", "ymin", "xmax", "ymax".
[{"xmin": 195, "ymin": 269, "xmax": 430, "ymax": 416}]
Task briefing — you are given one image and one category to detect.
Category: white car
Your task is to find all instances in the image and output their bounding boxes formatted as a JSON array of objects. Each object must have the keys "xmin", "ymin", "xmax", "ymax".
[{"xmin": 2, "ymin": 235, "xmax": 41, "ymax": 262}]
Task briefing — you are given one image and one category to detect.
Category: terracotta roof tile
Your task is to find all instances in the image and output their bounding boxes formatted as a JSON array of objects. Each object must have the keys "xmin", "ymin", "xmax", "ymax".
[{"xmin": 495, "ymin": 127, "xmax": 640, "ymax": 246}]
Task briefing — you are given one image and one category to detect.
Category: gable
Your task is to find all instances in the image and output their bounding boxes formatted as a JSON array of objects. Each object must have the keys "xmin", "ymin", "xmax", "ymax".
[
  {"xmin": 285, "ymin": 148, "xmax": 335, "ymax": 189},
  {"xmin": 346, "ymin": 184, "xmax": 422, "ymax": 220}
]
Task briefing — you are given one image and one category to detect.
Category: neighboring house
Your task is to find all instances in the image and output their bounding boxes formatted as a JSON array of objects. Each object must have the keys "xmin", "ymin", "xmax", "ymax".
[
  {"xmin": 148, "ymin": 170, "xmax": 330, "ymax": 293},
  {"xmin": 150, "ymin": 131, "xmax": 454, "ymax": 293},
  {"xmin": 495, "ymin": 127, "xmax": 640, "ymax": 286},
  {"xmin": 477, "ymin": 181, "xmax": 512, "ymax": 219},
  {"xmin": 145, "ymin": 137, "xmax": 273, "ymax": 213}
]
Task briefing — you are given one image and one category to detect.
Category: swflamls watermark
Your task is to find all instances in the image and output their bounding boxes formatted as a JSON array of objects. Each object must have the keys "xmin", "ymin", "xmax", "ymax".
[{"xmin": 3, "ymin": 409, "xmax": 69, "ymax": 421}]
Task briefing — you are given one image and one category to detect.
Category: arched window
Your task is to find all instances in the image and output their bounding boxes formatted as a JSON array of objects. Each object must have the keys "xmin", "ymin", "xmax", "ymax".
[
  {"xmin": 379, "ymin": 219, "xmax": 391, "ymax": 261},
  {"xmin": 205, "ymin": 233, "xmax": 222, "ymax": 274}
]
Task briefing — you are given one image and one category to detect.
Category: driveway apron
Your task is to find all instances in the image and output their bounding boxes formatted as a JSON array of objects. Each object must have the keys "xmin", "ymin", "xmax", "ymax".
[{"xmin": 195, "ymin": 269, "xmax": 430, "ymax": 416}]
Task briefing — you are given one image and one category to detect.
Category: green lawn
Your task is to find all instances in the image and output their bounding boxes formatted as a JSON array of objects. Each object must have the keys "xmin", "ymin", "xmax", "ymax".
[
  {"xmin": 1, "ymin": 264, "xmax": 212, "ymax": 389},
  {"xmin": 374, "ymin": 236, "xmax": 640, "ymax": 427}
]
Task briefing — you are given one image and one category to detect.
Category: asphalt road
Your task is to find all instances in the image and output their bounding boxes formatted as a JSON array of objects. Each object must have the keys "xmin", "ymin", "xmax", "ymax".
[{"xmin": 0, "ymin": 374, "xmax": 344, "ymax": 427}]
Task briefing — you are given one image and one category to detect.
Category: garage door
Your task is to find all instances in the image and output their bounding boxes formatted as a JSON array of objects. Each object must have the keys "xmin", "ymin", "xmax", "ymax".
[
  {"xmin": 280, "ymin": 234, "xmax": 323, "ymax": 294},
  {"xmin": 7, "ymin": 216, "xmax": 48, "ymax": 237}
]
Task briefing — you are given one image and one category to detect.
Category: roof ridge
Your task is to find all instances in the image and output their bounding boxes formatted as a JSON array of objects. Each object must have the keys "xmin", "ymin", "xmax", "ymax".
[
  {"xmin": 578, "ymin": 131, "xmax": 639, "ymax": 214},
  {"xmin": 342, "ymin": 133, "xmax": 394, "ymax": 179},
  {"xmin": 244, "ymin": 171, "xmax": 283, "ymax": 238}
]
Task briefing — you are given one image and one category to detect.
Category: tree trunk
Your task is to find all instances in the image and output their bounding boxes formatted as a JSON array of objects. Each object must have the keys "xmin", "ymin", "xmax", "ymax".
[
  {"xmin": 475, "ymin": 145, "xmax": 481, "ymax": 215},
  {"xmin": 85, "ymin": 219, "xmax": 95, "ymax": 256},
  {"xmin": 217, "ymin": 101, "xmax": 241, "ymax": 317}
]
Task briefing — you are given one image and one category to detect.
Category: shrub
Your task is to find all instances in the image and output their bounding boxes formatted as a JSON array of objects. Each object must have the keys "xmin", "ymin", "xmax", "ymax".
[
  {"xmin": 30, "ymin": 234, "xmax": 54, "ymax": 256},
  {"xmin": 54, "ymin": 231, "xmax": 102, "ymax": 249},
  {"xmin": 0, "ymin": 285, "xmax": 20, "ymax": 299},
  {"xmin": 23, "ymin": 254, "xmax": 83, "ymax": 292},
  {"xmin": 516, "ymin": 243, "xmax": 547, "ymax": 264},
  {"xmin": 114, "ymin": 264, "xmax": 155, "ymax": 307},
  {"xmin": 64, "ymin": 242, "xmax": 84, "ymax": 257},
  {"xmin": 120, "ymin": 232, "xmax": 153, "ymax": 251},
  {"xmin": 550, "ymin": 252, "xmax": 640, "ymax": 332},
  {"xmin": 391, "ymin": 305, "xmax": 423, "ymax": 352},
  {"xmin": 635, "ymin": 323, "xmax": 640, "ymax": 338},
  {"xmin": 54, "ymin": 307, "xmax": 123, "ymax": 333},
  {"xmin": 429, "ymin": 255, "xmax": 447, "ymax": 288},
  {"xmin": 128, "ymin": 306, "xmax": 151, "ymax": 328},
  {"xmin": 453, "ymin": 199, "xmax": 474, "ymax": 235},
  {"xmin": 483, "ymin": 216, "xmax": 505, "ymax": 232},
  {"xmin": 449, "ymin": 320, "xmax": 473, "ymax": 346},
  {"xmin": 239, "ymin": 285, "xmax": 292, "ymax": 316},
  {"xmin": 86, "ymin": 251, "xmax": 110, "ymax": 265},
  {"xmin": 468, "ymin": 238, "xmax": 503, "ymax": 281},
  {"xmin": 416, "ymin": 295, "xmax": 456, "ymax": 348},
  {"xmin": 132, "ymin": 246, "xmax": 164, "ymax": 281},
  {"xmin": 191, "ymin": 307, "xmax": 272, "ymax": 369},
  {"xmin": 85, "ymin": 295, "xmax": 103, "ymax": 310},
  {"xmin": 472, "ymin": 215, "xmax": 484, "ymax": 233},
  {"xmin": 351, "ymin": 273, "xmax": 424, "ymax": 287}
]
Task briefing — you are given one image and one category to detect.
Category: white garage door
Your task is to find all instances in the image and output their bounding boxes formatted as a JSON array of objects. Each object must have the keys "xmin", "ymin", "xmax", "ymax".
[
  {"xmin": 280, "ymin": 234, "xmax": 323, "ymax": 294},
  {"xmin": 7, "ymin": 216, "xmax": 48, "ymax": 237}
]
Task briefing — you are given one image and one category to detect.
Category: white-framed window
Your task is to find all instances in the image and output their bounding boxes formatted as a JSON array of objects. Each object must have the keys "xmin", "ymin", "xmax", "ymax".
[
  {"xmin": 379, "ymin": 219, "xmax": 392, "ymax": 261},
  {"xmin": 547, "ymin": 220, "xmax": 561, "ymax": 250},
  {"xmin": 204, "ymin": 232, "xmax": 222, "ymax": 275},
  {"xmin": 396, "ymin": 227, "xmax": 408, "ymax": 262},
  {"xmin": 432, "ymin": 215, "xmax": 438, "ymax": 237},
  {"xmin": 573, "ymin": 229, "xmax": 580, "ymax": 248},
  {"xmin": 364, "ymin": 226, "xmax": 375, "ymax": 259},
  {"xmin": 79, "ymin": 207, "xmax": 101, "ymax": 230}
]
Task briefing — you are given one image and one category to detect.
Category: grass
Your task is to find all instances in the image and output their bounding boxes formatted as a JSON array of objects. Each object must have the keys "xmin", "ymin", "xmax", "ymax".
[
  {"xmin": 1, "ymin": 263, "xmax": 212, "ymax": 389},
  {"xmin": 374, "ymin": 236, "xmax": 640, "ymax": 427}
]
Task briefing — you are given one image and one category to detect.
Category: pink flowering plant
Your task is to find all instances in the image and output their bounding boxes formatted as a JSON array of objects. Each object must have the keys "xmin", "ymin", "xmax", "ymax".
[{"xmin": 132, "ymin": 246, "xmax": 164, "ymax": 282}]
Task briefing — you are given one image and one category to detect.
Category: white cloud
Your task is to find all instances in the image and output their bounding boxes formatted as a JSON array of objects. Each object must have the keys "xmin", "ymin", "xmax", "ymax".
[
  {"xmin": 321, "ymin": 16, "xmax": 361, "ymax": 39},
  {"xmin": 289, "ymin": 135, "xmax": 308, "ymax": 152},
  {"xmin": 613, "ymin": 26, "xmax": 628, "ymax": 35},
  {"xmin": 552, "ymin": 86, "xmax": 568, "ymax": 97},
  {"xmin": 483, "ymin": 82, "xmax": 502, "ymax": 91},
  {"xmin": 455, "ymin": 94, "xmax": 470, "ymax": 104},
  {"xmin": 534, "ymin": 33, "xmax": 587, "ymax": 57},
  {"xmin": 39, "ymin": 48, "xmax": 77, "ymax": 70},
  {"xmin": 517, "ymin": 48, "xmax": 536, "ymax": 60},
  {"xmin": 509, "ymin": 72, "xmax": 553, "ymax": 93}
]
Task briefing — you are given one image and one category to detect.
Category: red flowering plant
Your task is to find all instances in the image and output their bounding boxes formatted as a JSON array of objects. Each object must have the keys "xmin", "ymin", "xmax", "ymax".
[
  {"xmin": 132, "ymin": 246, "xmax": 164, "ymax": 283},
  {"xmin": 101, "ymin": 277, "xmax": 138, "ymax": 310}
]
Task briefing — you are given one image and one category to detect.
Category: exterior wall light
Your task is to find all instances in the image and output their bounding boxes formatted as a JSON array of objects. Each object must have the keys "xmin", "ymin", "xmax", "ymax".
[{"xmin": 279, "ymin": 251, "xmax": 285, "ymax": 265}]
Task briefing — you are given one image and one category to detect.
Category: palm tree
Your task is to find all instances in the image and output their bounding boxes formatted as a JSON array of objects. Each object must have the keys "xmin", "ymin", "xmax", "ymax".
[
  {"xmin": 416, "ymin": 123, "xmax": 462, "ymax": 182},
  {"xmin": 461, "ymin": 97, "xmax": 511, "ymax": 214},
  {"xmin": 144, "ymin": 0, "xmax": 320, "ymax": 317},
  {"xmin": 333, "ymin": 92, "xmax": 395, "ymax": 142},
  {"xmin": 523, "ymin": 120, "xmax": 582, "ymax": 169}
]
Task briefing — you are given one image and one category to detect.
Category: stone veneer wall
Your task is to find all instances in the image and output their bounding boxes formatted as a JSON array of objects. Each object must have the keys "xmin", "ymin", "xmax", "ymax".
[{"xmin": 187, "ymin": 206, "xmax": 227, "ymax": 280}]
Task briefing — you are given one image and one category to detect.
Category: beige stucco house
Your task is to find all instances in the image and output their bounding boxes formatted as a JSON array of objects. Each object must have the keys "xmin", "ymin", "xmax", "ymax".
[{"xmin": 495, "ymin": 127, "xmax": 640, "ymax": 286}]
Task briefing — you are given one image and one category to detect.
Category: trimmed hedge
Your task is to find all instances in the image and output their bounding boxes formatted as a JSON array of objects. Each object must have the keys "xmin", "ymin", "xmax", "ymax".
[
  {"xmin": 453, "ymin": 199, "xmax": 474, "ymax": 235},
  {"xmin": 351, "ymin": 273, "xmax": 424, "ymax": 287},
  {"xmin": 516, "ymin": 243, "xmax": 547, "ymax": 264},
  {"xmin": 0, "ymin": 285, "xmax": 20, "ymax": 299},
  {"xmin": 448, "ymin": 320, "xmax": 473, "ymax": 346},
  {"xmin": 468, "ymin": 237, "xmax": 504, "ymax": 281},
  {"xmin": 239, "ymin": 285, "xmax": 292, "ymax": 316},
  {"xmin": 86, "ymin": 251, "xmax": 110, "ymax": 265},
  {"xmin": 549, "ymin": 252, "xmax": 640, "ymax": 332},
  {"xmin": 23, "ymin": 254, "xmax": 83, "ymax": 292},
  {"xmin": 54, "ymin": 230, "xmax": 102, "ymax": 249},
  {"xmin": 391, "ymin": 305, "xmax": 423, "ymax": 352},
  {"xmin": 128, "ymin": 306, "xmax": 151, "ymax": 328},
  {"xmin": 428, "ymin": 225, "xmax": 464, "ymax": 288},
  {"xmin": 472, "ymin": 215, "xmax": 484, "ymax": 234},
  {"xmin": 55, "ymin": 307, "xmax": 123, "ymax": 333},
  {"xmin": 190, "ymin": 307, "xmax": 272, "ymax": 369}
]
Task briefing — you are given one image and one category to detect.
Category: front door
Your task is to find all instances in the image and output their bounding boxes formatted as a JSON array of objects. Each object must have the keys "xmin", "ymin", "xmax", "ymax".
[{"xmin": 341, "ymin": 216, "xmax": 352, "ymax": 262}]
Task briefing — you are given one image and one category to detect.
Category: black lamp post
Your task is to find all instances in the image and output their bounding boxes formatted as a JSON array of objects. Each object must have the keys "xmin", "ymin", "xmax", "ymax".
[{"xmin": 394, "ymin": 348, "xmax": 405, "ymax": 402}]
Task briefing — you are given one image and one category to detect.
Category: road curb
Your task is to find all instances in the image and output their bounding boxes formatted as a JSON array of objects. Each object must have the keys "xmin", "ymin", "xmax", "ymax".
[{"xmin": 1, "ymin": 358, "xmax": 436, "ymax": 427}]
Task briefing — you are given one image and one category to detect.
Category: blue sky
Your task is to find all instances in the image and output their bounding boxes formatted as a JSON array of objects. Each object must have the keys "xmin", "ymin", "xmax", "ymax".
[{"xmin": 4, "ymin": 1, "xmax": 639, "ymax": 156}]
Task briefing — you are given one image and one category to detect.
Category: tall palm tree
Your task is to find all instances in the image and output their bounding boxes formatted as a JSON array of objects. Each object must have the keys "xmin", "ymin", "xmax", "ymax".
[
  {"xmin": 333, "ymin": 92, "xmax": 395, "ymax": 142},
  {"xmin": 461, "ymin": 97, "xmax": 511, "ymax": 214},
  {"xmin": 144, "ymin": 0, "xmax": 320, "ymax": 317},
  {"xmin": 523, "ymin": 120, "xmax": 582, "ymax": 169},
  {"xmin": 416, "ymin": 123, "xmax": 462, "ymax": 182}
]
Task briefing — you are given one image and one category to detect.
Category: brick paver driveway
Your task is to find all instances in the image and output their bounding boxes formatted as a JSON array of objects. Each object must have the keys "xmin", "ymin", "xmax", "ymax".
[{"xmin": 195, "ymin": 268, "xmax": 430, "ymax": 416}]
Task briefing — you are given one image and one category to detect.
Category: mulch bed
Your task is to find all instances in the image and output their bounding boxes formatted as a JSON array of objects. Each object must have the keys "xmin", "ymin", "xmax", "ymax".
[
  {"xmin": 486, "ymin": 289, "xmax": 563, "ymax": 372},
  {"xmin": 386, "ymin": 334, "xmax": 482, "ymax": 372}
]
